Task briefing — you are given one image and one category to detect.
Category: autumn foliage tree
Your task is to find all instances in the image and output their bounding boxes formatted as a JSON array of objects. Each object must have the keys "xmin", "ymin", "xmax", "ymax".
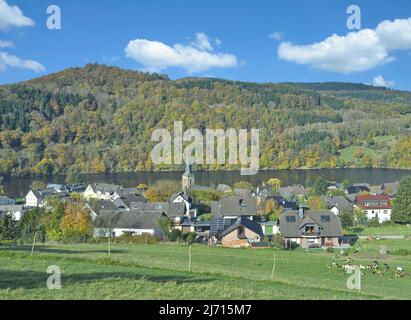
[
  {"xmin": 144, "ymin": 180, "xmax": 180, "ymax": 202},
  {"xmin": 60, "ymin": 198, "xmax": 91, "ymax": 239}
]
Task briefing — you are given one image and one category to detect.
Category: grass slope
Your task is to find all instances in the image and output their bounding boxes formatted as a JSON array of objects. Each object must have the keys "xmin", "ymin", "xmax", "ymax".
[{"xmin": 1, "ymin": 242, "xmax": 410, "ymax": 300}]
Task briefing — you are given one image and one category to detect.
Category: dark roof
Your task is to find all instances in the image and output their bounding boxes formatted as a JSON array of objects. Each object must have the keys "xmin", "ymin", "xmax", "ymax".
[
  {"xmin": 94, "ymin": 210, "xmax": 167, "ymax": 230},
  {"xmin": 219, "ymin": 217, "xmax": 263, "ymax": 238},
  {"xmin": 129, "ymin": 202, "xmax": 185, "ymax": 217},
  {"xmin": 114, "ymin": 193, "xmax": 147, "ymax": 209},
  {"xmin": 91, "ymin": 200, "xmax": 119, "ymax": 213},
  {"xmin": 278, "ymin": 210, "xmax": 343, "ymax": 238},
  {"xmin": 90, "ymin": 183, "xmax": 122, "ymax": 194},
  {"xmin": 210, "ymin": 217, "xmax": 233, "ymax": 236},
  {"xmin": 321, "ymin": 196, "xmax": 352, "ymax": 212},
  {"xmin": 271, "ymin": 196, "xmax": 299, "ymax": 210},
  {"xmin": 211, "ymin": 195, "xmax": 257, "ymax": 217},
  {"xmin": 347, "ymin": 185, "xmax": 370, "ymax": 194},
  {"xmin": 277, "ymin": 185, "xmax": 306, "ymax": 197}
]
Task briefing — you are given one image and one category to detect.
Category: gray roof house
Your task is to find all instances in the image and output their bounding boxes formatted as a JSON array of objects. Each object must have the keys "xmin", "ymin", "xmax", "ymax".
[
  {"xmin": 277, "ymin": 185, "xmax": 306, "ymax": 199},
  {"xmin": 321, "ymin": 196, "xmax": 353, "ymax": 214},
  {"xmin": 94, "ymin": 210, "xmax": 167, "ymax": 238},
  {"xmin": 381, "ymin": 182, "xmax": 400, "ymax": 197},
  {"xmin": 209, "ymin": 216, "xmax": 263, "ymax": 247},
  {"xmin": 211, "ymin": 195, "xmax": 257, "ymax": 220},
  {"xmin": 278, "ymin": 209, "xmax": 343, "ymax": 249}
]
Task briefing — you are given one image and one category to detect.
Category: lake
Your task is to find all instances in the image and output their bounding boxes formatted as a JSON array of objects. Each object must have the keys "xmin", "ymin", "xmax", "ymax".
[{"xmin": 3, "ymin": 168, "xmax": 411, "ymax": 198}]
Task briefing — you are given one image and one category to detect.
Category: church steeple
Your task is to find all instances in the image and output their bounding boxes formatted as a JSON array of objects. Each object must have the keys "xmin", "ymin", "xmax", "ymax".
[{"xmin": 182, "ymin": 160, "xmax": 194, "ymax": 193}]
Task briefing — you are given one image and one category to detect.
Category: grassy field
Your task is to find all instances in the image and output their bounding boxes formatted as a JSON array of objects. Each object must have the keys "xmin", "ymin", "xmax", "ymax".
[
  {"xmin": 338, "ymin": 146, "xmax": 375, "ymax": 164},
  {"xmin": 349, "ymin": 225, "xmax": 411, "ymax": 236},
  {"xmin": 1, "ymin": 241, "xmax": 411, "ymax": 300}
]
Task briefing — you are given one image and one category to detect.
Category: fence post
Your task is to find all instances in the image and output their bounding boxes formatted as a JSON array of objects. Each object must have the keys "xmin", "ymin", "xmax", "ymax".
[
  {"xmin": 188, "ymin": 244, "xmax": 192, "ymax": 272},
  {"xmin": 31, "ymin": 232, "xmax": 37, "ymax": 256},
  {"xmin": 271, "ymin": 253, "xmax": 276, "ymax": 281}
]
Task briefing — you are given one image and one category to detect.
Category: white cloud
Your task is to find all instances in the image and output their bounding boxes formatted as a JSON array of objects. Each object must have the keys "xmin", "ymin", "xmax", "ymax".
[
  {"xmin": 0, "ymin": 0, "xmax": 34, "ymax": 30},
  {"xmin": 376, "ymin": 18, "xmax": 411, "ymax": 50},
  {"xmin": 0, "ymin": 40, "xmax": 13, "ymax": 48},
  {"xmin": 372, "ymin": 75, "xmax": 395, "ymax": 88},
  {"xmin": 278, "ymin": 17, "xmax": 411, "ymax": 73},
  {"xmin": 125, "ymin": 33, "xmax": 238, "ymax": 73},
  {"xmin": 269, "ymin": 32, "xmax": 284, "ymax": 41},
  {"xmin": 0, "ymin": 51, "xmax": 45, "ymax": 73},
  {"xmin": 192, "ymin": 32, "xmax": 213, "ymax": 51}
]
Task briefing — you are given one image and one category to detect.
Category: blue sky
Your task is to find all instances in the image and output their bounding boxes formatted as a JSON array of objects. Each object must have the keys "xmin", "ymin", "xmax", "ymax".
[{"xmin": 1, "ymin": 0, "xmax": 411, "ymax": 90}]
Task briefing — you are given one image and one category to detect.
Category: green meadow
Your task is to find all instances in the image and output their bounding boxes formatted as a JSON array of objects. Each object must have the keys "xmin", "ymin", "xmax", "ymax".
[{"xmin": 0, "ymin": 241, "xmax": 410, "ymax": 300}]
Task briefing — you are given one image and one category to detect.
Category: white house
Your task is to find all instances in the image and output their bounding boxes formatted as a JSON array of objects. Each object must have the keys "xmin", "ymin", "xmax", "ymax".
[
  {"xmin": 355, "ymin": 195, "xmax": 392, "ymax": 224},
  {"xmin": 170, "ymin": 192, "xmax": 192, "ymax": 214},
  {"xmin": 83, "ymin": 183, "xmax": 122, "ymax": 200}
]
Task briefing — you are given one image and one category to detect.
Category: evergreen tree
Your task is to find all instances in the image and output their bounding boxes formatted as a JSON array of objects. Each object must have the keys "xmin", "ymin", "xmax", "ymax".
[{"xmin": 392, "ymin": 176, "xmax": 411, "ymax": 223}]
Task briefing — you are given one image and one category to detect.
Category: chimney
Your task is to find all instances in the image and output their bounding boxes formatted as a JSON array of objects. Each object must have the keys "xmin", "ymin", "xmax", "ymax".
[{"xmin": 298, "ymin": 207, "xmax": 305, "ymax": 218}]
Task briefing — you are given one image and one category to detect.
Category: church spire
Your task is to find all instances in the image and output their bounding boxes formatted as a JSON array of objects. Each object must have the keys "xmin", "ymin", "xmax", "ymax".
[{"xmin": 182, "ymin": 158, "xmax": 194, "ymax": 193}]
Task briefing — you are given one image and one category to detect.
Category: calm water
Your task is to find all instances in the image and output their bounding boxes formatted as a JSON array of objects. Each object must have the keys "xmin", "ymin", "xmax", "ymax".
[{"xmin": 3, "ymin": 168, "xmax": 411, "ymax": 198}]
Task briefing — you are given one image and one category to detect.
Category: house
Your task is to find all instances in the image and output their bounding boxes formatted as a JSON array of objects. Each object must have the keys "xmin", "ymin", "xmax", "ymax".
[
  {"xmin": 272, "ymin": 196, "xmax": 299, "ymax": 211},
  {"xmin": 321, "ymin": 195, "xmax": 353, "ymax": 215},
  {"xmin": 112, "ymin": 189, "xmax": 146, "ymax": 210},
  {"xmin": 381, "ymin": 182, "xmax": 399, "ymax": 197},
  {"xmin": 0, "ymin": 196, "xmax": 15, "ymax": 206},
  {"xmin": 47, "ymin": 184, "xmax": 69, "ymax": 193},
  {"xmin": 170, "ymin": 192, "xmax": 192, "ymax": 214},
  {"xmin": 347, "ymin": 184, "xmax": 370, "ymax": 195},
  {"xmin": 369, "ymin": 185, "xmax": 384, "ymax": 195},
  {"xmin": 93, "ymin": 210, "xmax": 167, "ymax": 238},
  {"xmin": 278, "ymin": 209, "xmax": 343, "ymax": 249},
  {"xmin": 83, "ymin": 183, "xmax": 122, "ymax": 200},
  {"xmin": 277, "ymin": 185, "xmax": 306, "ymax": 199},
  {"xmin": 233, "ymin": 188, "xmax": 255, "ymax": 198},
  {"xmin": 354, "ymin": 194, "xmax": 392, "ymax": 223},
  {"xmin": 88, "ymin": 199, "xmax": 120, "ymax": 220},
  {"xmin": 209, "ymin": 216, "xmax": 264, "ymax": 247},
  {"xmin": 260, "ymin": 221, "xmax": 279, "ymax": 237},
  {"xmin": 195, "ymin": 220, "xmax": 211, "ymax": 238},
  {"xmin": 0, "ymin": 205, "xmax": 24, "ymax": 221},
  {"xmin": 25, "ymin": 188, "xmax": 67, "ymax": 207},
  {"xmin": 211, "ymin": 195, "xmax": 258, "ymax": 221}
]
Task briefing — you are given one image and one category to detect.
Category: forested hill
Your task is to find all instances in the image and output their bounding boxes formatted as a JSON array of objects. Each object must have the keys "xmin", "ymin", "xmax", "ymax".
[{"xmin": 1, "ymin": 63, "xmax": 411, "ymax": 177}]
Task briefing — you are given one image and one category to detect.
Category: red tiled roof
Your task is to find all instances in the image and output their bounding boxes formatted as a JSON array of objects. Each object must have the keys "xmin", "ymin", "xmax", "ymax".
[
  {"xmin": 355, "ymin": 195, "xmax": 391, "ymax": 202},
  {"xmin": 356, "ymin": 194, "xmax": 392, "ymax": 209}
]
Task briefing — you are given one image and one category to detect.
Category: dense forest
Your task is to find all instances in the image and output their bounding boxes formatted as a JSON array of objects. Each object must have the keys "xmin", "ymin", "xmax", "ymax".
[{"xmin": 0, "ymin": 64, "xmax": 411, "ymax": 177}]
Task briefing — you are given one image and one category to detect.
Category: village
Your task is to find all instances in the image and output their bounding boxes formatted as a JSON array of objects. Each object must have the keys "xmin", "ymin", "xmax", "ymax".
[{"xmin": 0, "ymin": 162, "xmax": 407, "ymax": 250}]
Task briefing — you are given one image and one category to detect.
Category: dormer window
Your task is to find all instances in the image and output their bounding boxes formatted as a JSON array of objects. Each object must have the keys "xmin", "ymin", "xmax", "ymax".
[
  {"xmin": 286, "ymin": 216, "xmax": 296, "ymax": 223},
  {"xmin": 321, "ymin": 215, "xmax": 331, "ymax": 222}
]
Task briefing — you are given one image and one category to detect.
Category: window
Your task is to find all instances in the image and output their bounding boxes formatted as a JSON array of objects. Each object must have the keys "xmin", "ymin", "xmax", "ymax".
[
  {"xmin": 321, "ymin": 215, "xmax": 331, "ymax": 222},
  {"xmin": 286, "ymin": 216, "xmax": 296, "ymax": 223}
]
